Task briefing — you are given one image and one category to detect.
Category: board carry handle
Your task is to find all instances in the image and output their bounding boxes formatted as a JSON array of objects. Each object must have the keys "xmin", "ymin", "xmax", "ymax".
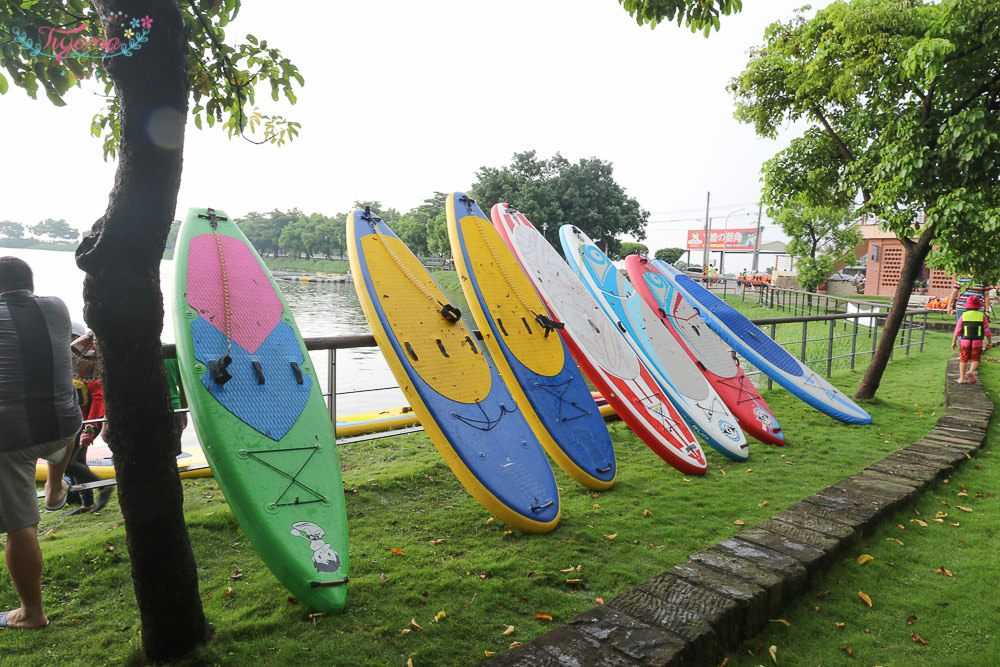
[
  {"xmin": 595, "ymin": 464, "xmax": 612, "ymax": 473},
  {"xmin": 290, "ymin": 361, "xmax": 304, "ymax": 384},
  {"xmin": 310, "ymin": 578, "xmax": 349, "ymax": 588},
  {"xmin": 210, "ymin": 355, "xmax": 233, "ymax": 385},
  {"xmin": 438, "ymin": 302, "xmax": 461, "ymax": 322},
  {"xmin": 533, "ymin": 313, "xmax": 565, "ymax": 337}
]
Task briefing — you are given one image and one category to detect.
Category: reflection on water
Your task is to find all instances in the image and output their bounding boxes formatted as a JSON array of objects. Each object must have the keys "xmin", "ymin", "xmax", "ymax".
[{"xmin": 0, "ymin": 248, "xmax": 404, "ymax": 417}]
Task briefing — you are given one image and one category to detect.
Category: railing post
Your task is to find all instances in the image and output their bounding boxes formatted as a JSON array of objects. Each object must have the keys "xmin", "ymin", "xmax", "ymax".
[
  {"xmin": 920, "ymin": 311, "xmax": 927, "ymax": 353},
  {"xmin": 800, "ymin": 320, "xmax": 808, "ymax": 362},
  {"xmin": 327, "ymin": 348, "xmax": 337, "ymax": 425},
  {"xmin": 827, "ymin": 317, "xmax": 835, "ymax": 377},
  {"xmin": 768, "ymin": 323, "xmax": 776, "ymax": 390},
  {"xmin": 850, "ymin": 316, "xmax": 859, "ymax": 370}
]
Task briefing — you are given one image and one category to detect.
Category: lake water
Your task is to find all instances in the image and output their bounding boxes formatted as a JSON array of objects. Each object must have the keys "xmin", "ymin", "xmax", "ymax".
[{"xmin": 1, "ymin": 247, "xmax": 405, "ymax": 422}]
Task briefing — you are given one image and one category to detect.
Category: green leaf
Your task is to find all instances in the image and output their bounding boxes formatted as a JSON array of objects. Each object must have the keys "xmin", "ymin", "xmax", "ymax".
[{"xmin": 0, "ymin": 73, "xmax": 7, "ymax": 94}]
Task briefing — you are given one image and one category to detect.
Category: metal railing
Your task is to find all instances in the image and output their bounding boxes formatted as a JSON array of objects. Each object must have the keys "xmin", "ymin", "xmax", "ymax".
[{"xmin": 160, "ymin": 300, "xmax": 931, "ymax": 439}]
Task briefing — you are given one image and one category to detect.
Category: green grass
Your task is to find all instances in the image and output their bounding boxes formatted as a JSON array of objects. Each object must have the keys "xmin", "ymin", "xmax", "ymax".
[
  {"xmin": 725, "ymin": 355, "xmax": 1000, "ymax": 667},
  {"xmin": 0, "ymin": 330, "xmax": 968, "ymax": 666},
  {"xmin": 261, "ymin": 257, "xmax": 351, "ymax": 274}
]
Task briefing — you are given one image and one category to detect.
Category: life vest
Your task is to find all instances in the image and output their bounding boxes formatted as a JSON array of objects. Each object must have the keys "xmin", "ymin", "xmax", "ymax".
[{"xmin": 961, "ymin": 310, "xmax": 986, "ymax": 340}]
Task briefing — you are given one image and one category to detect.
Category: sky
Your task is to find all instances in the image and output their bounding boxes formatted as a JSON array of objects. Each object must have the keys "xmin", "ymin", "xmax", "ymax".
[{"xmin": 1, "ymin": 0, "xmax": 826, "ymax": 272}]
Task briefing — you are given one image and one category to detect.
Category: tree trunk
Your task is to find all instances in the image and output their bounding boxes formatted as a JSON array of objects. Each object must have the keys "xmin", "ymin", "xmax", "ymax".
[
  {"xmin": 76, "ymin": 0, "xmax": 210, "ymax": 660},
  {"xmin": 854, "ymin": 226, "xmax": 936, "ymax": 399}
]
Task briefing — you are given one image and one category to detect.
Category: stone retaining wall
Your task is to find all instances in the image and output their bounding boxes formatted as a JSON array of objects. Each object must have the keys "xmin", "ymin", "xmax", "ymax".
[{"xmin": 485, "ymin": 357, "xmax": 992, "ymax": 666}]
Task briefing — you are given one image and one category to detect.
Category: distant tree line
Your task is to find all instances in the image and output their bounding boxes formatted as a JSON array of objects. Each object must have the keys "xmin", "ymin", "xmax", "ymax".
[
  {"xmin": 0, "ymin": 218, "xmax": 81, "ymax": 246},
  {"xmin": 235, "ymin": 152, "xmax": 659, "ymax": 261}
]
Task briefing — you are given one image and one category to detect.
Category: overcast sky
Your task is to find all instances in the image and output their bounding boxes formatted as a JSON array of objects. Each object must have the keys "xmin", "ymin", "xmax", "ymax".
[{"xmin": 1, "ymin": 0, "xmax": 826, "ymax": 268}]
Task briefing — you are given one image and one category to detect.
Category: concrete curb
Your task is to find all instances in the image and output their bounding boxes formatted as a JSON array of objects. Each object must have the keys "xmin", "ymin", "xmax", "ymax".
[{"xmin": 484, "ymin": 357, "xmax": 993, "ymax": 666}]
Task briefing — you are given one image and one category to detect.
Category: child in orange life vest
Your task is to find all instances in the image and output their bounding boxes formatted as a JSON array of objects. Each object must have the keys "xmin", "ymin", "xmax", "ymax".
[{"xmin": 952, "ymin": 295, "xmax": 991, "ymax": 384}]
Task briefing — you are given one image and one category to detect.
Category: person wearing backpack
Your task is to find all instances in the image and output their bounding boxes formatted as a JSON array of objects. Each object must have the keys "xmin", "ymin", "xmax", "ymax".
[{"xmin": 952, "ymin": 295, "xmax": 992, "ymax": 384}]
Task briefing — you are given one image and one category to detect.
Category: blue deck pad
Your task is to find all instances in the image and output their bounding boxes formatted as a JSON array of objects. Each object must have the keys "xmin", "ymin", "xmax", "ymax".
[{"xmin": 191, "ymin": 317, "xmax": 312, "ymax": 440}]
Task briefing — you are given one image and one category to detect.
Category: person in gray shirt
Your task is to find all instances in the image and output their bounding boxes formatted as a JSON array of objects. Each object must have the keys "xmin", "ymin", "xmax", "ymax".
[{"xmin": 0, "ymin": 256, "xmax": 81, "ymax": 629}]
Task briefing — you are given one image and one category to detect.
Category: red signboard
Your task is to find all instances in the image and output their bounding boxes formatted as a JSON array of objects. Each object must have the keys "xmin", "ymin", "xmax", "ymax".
[{"xmin": 687, "ymin": 228, "xmax": 759, "ymax": 251}]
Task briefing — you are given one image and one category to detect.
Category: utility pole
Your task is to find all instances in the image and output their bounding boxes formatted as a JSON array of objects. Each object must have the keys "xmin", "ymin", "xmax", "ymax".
[
  {"xmin": 702, "ymin": 192, "xmax": 711, "ymax": 273},
  {"xmin": 752, "ymin": 203, "xmax": 763, "ymax": 272}
]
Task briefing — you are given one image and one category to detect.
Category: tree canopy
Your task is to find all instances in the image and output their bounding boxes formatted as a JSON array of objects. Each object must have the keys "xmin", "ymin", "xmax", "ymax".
[
  {"xmin": 1, "ymin": 0, "xmax": 302, "ymax": 157},
  {"xmin": 731, "ymin": 0, "xmax": 1000, "ymax": 397},
  {"xmin": 654, "ymin": 247, "xmax": 685, "ymax": 264},
  {"xmin": 617, "ymin": 0, "xmax": 743, "ymax": 33},
  {"xmin": 471, "ymin": 151, "xmax": 649, "ymax": 257},
  {"xmin": 776, "ymin": 198, "xmax": 861, "ymax": 293}
]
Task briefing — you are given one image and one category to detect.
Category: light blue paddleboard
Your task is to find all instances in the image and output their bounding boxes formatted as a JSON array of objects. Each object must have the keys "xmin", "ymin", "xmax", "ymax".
[{"xmin": 560, "ymin": 226, "xmax": 748, "ymax": 460}]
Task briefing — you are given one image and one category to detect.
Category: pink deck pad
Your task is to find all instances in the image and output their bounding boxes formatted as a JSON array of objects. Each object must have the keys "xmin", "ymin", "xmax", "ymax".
[{"xmin": 187, "ymin": 234, "xmax": 284, "ymax": 354}]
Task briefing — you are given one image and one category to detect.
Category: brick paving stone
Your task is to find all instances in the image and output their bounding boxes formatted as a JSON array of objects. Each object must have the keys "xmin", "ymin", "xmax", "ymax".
[
  {"xmin": 845, "ymin": 470, "xmax": 927, "ymax": 490},
  {"xmin": 730, "ymin": 528, "xmax": 828, "ymax": 575},
  {"xmin": 608, "ymin": 588, "xmax": 716, "ymax": 659},
  {"xmin": 753, "ymin": 518, "xmax": 843, "ymax": 554},
  {"xmin": 769, "ymin": 509, "xmax": 859, "ymax": 544},
  {"xmin": 636, "ymin": 572, "xmax": 742, "ymax": 649},
  {"xmin": 567, "ymin": 604, "xmax": 686, "ymax": 666},
  {"xmin": 666, "ymin": 561, "xmax": 769, "ymax": 636},
  {"xmin": 866, "ymin": 457, "xmax": 944, "ymax": 482},
  {"xmin": 684, "ymin": 548, "xmax": 792, "ymax": 615}
]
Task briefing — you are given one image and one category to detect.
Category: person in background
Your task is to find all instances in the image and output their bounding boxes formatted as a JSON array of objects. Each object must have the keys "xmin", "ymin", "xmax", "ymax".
[
  {"xmin": 64, "ymin": 330, "xmax": 112, "ymax": 515},
  {"xmin": 947, "ymin": 275, "xmax": 991, "ymax": 323},
  {"xmin": 952, "ymin": 294, "xmax": 991, "ymax": 384},
  {"xmin": 0, "ymin": 257, "xmax": 81, "ymax": 629}
]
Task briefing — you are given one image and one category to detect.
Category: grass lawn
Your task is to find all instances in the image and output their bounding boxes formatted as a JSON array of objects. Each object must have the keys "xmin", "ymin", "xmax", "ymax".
[{"xmin": 1, "ymin": 330, "xmax": 979, "ymax": 666}]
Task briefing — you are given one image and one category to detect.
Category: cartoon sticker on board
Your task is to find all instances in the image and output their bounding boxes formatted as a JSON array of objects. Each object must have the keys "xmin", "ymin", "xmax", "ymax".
[{"xmin": 290, "ymin": 521, "xmax": 341, "ymax": 573}]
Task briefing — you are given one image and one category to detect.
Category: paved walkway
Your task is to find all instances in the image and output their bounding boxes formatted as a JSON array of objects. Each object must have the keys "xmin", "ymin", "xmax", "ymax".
[{"xmin": 485, "ymin": 357, "xmax": 993, "ymax": 666}]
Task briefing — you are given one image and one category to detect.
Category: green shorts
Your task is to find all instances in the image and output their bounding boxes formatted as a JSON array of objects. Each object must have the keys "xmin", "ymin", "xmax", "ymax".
[{"xmin": 0, "ymin": 434, "xmax": 77, "ymax": 534}]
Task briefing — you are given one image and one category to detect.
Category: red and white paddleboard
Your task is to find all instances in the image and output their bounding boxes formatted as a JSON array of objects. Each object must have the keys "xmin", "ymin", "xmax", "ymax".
[
  {"xmin": 491, "ymin": 204, "xmax": 706, "ymax": 475},
  {"xmin": 625, "ymin": 256, "xmax": 784, "ymax": 446}
]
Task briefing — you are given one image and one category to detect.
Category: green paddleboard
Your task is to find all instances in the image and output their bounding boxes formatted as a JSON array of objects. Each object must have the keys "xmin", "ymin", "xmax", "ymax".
[{"xmin": 173, "ymin": 207, "xmax": 348, "ymax": 612}]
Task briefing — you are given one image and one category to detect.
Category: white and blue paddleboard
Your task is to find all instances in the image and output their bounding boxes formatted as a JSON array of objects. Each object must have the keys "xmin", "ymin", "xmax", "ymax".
[
  {"xmin": 653, "ymin": 260, "xmax": 872, "ymax": 425},
  {"xmin": 560, "ymin": 226, "xmax": 748, "ymax": 460},
  {"xmin": 348, "ymin": 208, "xmax": 560, "ymax": 533}
]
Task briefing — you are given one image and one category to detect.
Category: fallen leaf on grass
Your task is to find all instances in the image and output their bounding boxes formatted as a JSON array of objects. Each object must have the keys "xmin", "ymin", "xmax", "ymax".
[
  {"xmin": 910, "ymin": 519, "xmax": 928, "ymax": 527},
  {"xmin": 957, "ymin": 506, "xmax": 974, "ymax": 512},
  {"xmin": 843, "ymin": 646, "xmax": 855, "ymax": 657},
  {"xmin": 858, "ymin": 591, "xmax": 873, "ymax": 607},
  {"xmin": 429, "ymin": 538, "xmax": 447, "ymax": 545},
  {"xmin": 434, "ymin": 611, "xmax": 446, "ymax": 622},
  {"xmin": 769, "ymin": 619, "xmax": 790, "ymax": 626},
  {"xmin": 857, "ymin": 554, "xmax": 874, "ymax": 565},
  {"xmin": 835, "ymin": 622, "xmax": 846, "ymax": 629},
  {"xmin": 501, "ymin": 625, "xmax": 515, "ymax": 636},
  {"xmin": 768, "ymin": 645, "xmax": 778, "ymax": 663},
  {"xmin": 936, "ymin": 567, "xmax": 953, "ymax": 577},
  {"xmin": 734, "ymin": 520, "xmax": 745, "ymax": 526},
  {"xmin": 603, "ymin": 533, "xmax": 618, "ymax": 540},
  {"xmin": 906, "ymin": 615, "xmax": 917, "ymax": 625},
  {"xmin": 643, "ymin": 509, "xmax": 653, "ymax": 517},
  {"xmin": 484, "ymin": 651, "xmax": 495, "ymax": 658},
  {"xmin": 887, "ymin": 538, "xmax": 904, "ymax": 546},
  {"xmin": 390, "ymin": 548, "xmax": 405, "ymax": 555},
  {"xmin": 535, "ymin": 613, "xmax": 553, "ymax": 621},
  {"xmin": 595, "ymin": 597, "xmax": 605, "ymax": 604},
  {"xmin": 912, "ymin": 632, "xmax": 928, "ymax": 645},
  {"xmin": 509, "ymin": 641, "xmax": 522, "ymax": 649},
  {"xmin": 309, "ymin": 612, "xmax": 326, "ymax": 626},
  {"xmin": 409, "ymin": 618, "xmax": 422, "ymax": 631}
]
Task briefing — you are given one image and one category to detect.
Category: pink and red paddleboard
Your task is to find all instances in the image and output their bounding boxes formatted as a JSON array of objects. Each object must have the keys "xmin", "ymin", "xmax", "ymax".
[{"xmin": 625, "ymin": 255, "xmax": 783, "ymax": 445}]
